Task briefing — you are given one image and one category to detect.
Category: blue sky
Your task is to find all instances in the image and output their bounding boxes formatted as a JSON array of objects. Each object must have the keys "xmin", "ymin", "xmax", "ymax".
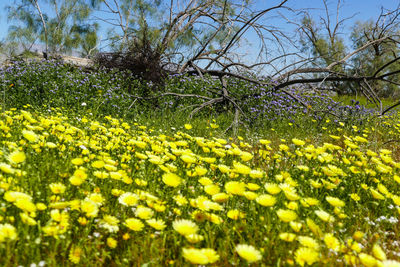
[{"xmin": 0, "ymin": 0, "xmax": 398, "ymax": 50}]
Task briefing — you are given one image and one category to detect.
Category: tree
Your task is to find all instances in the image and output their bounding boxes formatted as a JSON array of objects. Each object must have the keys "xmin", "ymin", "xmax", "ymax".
[
  {"xmin": 296, "ymin": 0, "xmax": 350, "ymax": 94},
  {"xmin": 350, "ymin": 9, "xmax": 400, "ymax": 98},
  {"xmin": 6, "ymin": 0, "xmax": 99, "ymax": 56},
  {"xmin": 77, "ymin": 22, "xmax": 100, "ymax": 57}
]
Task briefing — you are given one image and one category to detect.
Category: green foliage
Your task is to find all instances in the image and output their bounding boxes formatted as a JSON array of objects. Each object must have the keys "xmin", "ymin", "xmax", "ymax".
[
  {"xmin": 299, "ymin": 15, "xmax": 350, "ymax": 94},
  {"xmin": 350, "ymin": 20, "xmax": 400, "ymax": 97},
  {"xmin": 6, "ymin": 0, "xmax": 99, "ymax": 55},
  {"xmin": 300, "ymin": 15, "xmax": 347, "ymax": 66}
]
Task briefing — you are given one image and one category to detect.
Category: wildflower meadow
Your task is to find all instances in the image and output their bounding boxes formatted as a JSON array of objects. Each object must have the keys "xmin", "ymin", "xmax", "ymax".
[{"xmin": 1, "ymin": 60, "xmax": 400, "ymax": 266}]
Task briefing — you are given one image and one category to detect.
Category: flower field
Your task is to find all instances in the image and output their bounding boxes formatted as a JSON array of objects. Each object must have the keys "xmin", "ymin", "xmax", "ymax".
[{"xmin": 1, "ymin": 107, "xmax": 400, "ymax": 266}]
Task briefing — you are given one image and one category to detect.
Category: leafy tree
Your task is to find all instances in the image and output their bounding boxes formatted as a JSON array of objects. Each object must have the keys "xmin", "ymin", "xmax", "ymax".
[
  {"xmin": 300, "ymin": 16, "xmax": 346, "ymax": 71},
  {"xmin": 299, "ymin": 13, "xmax": 350, "ymax": 94},
  {"xmin": 6, "ymin": 0, "xmax": 99, "ymax": 56},
  {"xmin": 350, "ymin": 19, "xmax": 400, "ymax": 97}
]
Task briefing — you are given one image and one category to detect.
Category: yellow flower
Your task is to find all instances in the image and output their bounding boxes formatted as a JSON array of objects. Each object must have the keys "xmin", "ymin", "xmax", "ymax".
[
  {"xmin": 162, "ymin": 172, "xmax": 181, "ymax": 187},
  {"xmin": 276, "ymin": 209, "xmax": 297, "ymax": 222},
  {"xmin": 110, "ymin": 171, "xmax": 122, "ymax": 180},
  {"xmin": 46, "ymin": 142, "xmax": 57, "ymax": 148},
  {"xmin": 372, "ymin": 243, "xmax": 386, "ymax": 261},
  {"xmin": 0, "ymin": 223, "xmax": 17, "ymax": 242},
  {"xmin": 235, "ymin": 244, "xmax": 262, "ymax": 263},
  {"xmin": 204, "ymin": 184, "xmax": 220, "ymax": 195},
  {"xmin": 146, "ymin": 218, "xmax": 166, "ymax": 230},
  {"xmin": 315, "ymin": 210, "xmax": 334, "ymax": 223},
  {"xmin": 71, "ymin": 157, "xmax": 84, "ymax": 165},
  {"xmin": 49, "ymin": 183, "xmax": 66, "ymax": 194},
  {"xmin": 359, "ymin": 253, "xmax": 378, "ymax": 267},
  {"xmin": 4, "ymin": 191, "xmax": 32, "ymax": 203},
  {"xmin": 191, "ymin": 210, "xmax": 208, "ymax": 222},
  {"xmin": 370, "ymin": 188, "xmax": 385, "ymax": 200},
  {"xmin": 36, "ymin": 203, "xmax": 47, "ymax": 211},
  {"xmin": 69, "ymin": 169, "xmax": 87, "ymax": 186},
  {"xmin": 0, "ymin": 163, "xmax": 15, "ymax": 174},
  {"xmin": 173, "ymin": 219, "xmax": 199, "ymax": 236},
  {"xmin": 22, "ymin": 130, "xmax": 38, "ymax": 142},
  {"xmin": 88, "ymin": 193, "xmax": 104, "ymax": 206},
  {"xmin": 392, "ymin": 195, "xmax": 400, "ymax": 206},
  {"xmin": 377, "ymin": 184, "xmax": 390, "ymax": 196},
  {"xmin": 233, "ymin": 162, "xmax": 251, "ymax": 175},
  {"xmin": 292, "ymin": 138, "xmax": 305, "ymax": 146},
  {"xmin": 195, "ymin": 166, "xmax": 207, "ymax": 176},
  {"xmin": 212, "ymin": 193, "xmax": 229, "ymax": 203},
  {"xmin": 306, "ymin": 218, "xmax": 323, "ymax": 237},
  {"xmin": 279, "ymin": 232, "xmax": 296, "ymax": 242},
  {"xmin": 224, "ymin": 181, "xmax": 246, "ymax": 195},
  {"xmin": 135, "ymin": 206, "xmax": 154, "ymax": 220},
  {"xmin": 243, "ymin": 191, "xmax": 258, "ymax": 200},
  {"xmin": 210, "ymin": 123, "xmax": 219, "ymax": 128},
  {"xmin": 173, "ymin": 195, "xmax": 188, "ymax": 206},
  {"xmin": 20, "ymin": 212, "xmax": 37, "ymax": 225},
  {"xmin": 286, "ymin": 201, "xmax": 298, "ymax": 210},
  {"xmin": 290, "ymin": 221, "xmax": 302, "ymax": 232},
  {"xmin": 198, "ymin": 177, "xmax": 213, "ymax": 186},
  {"xmin": 247, "ymin": 183, "xmax": 260, "ymax": 191},
  {"xmin": 283, "ymin": 190, "xmax": 300, "ymax": 201},
  {"xmin": 227, "ymin": 209, "xmax": 244, "ymax": 220},
  {"xmin": 249, "ymin": 169, "xmax": 263, "ymax": 178},
  {"xmin": 256, "ymin": 194, "xmax": 276, "ymax": 207},
  {"xmin": 182, "ymin": 248, "xmax": 207, "ymax": 265},
  {"xmin": 93, "ymin": 171, "xmax": 109, "ymax": 179},
  {"xmin": 69, "ymin": 175, "xmax": 84, "ymax": 186},
  {"xmin": 350, "ymin": 193, "xmax": 360, "ymax": 201},
  {"xmin": 77, "ymin": 217, "xmax": 87, "ymax": 226},
  {"xmin": 118, "ymin": 192, "xmax": 139, "ymax": 206},
  {"xmin": 325, "ymin": 196, "xmax": 345, "ymax": 207},
  {"xmin": 91, "ymin": 160, "xmax": 105, "ymax": 168},
  {"xmin": 107, "ymin": 237, "xmax": 117, "ymax": 248},
  {"xmin": 69, "ymin": 246, "xmax": 82, "ymax": 264},
  {"xmin": 279, "ymin": 144, "xmax": 290, "ymax": 152},
  {"xmin": 80, "ymin": 199, "xmax": 99, "ymax": 217},
  {"xmin": 354, "ymin": 136, "xmax": 368, "ymax": 143},
  {"xmin": 184, "ymin": 124, "xmax": 192, "ymax": 130},
  {"xmin": 294, "ymin": 247, "xmax": 319, "ymax": 266},
  {"xmin": 296, "ymin": 165, "xmax": 310, "ymax": 172},
  {"xmin": 353, "ymin": 231, "xmax": 364, "ymax": 241},
  {"xmin": 181, "ymin": 154, "xmax": 197, "ymax": 164},
  {"xmin": 99, "ymin": 215, "xmax": 119, "ymax": 233},
  {"xmin": 207, "ymin": 213, "xmax": 223, "ymax": 224},
  {"xmin": 201, "ymin": 248, "xmax": 219, "ymax": 264},
  {"xmin": 8, "ymin": 151, "xmax": 26, "ymax": 164},
  {"xmin": 49, "ymin": 202, "xmax": 69, "ymax": 209},
  {"xmin": 14, "ymin": 198, "xmax": 36, "ymax": 213},
  {"xmin": 185, "ymin": 234, "xmax": 204, "ymax": 244},
  {"xmin": 324, "ymin": 233, "xmax": 340, "ymax": 251},
  {"xmin": 125, "ymin": 218, "xmax": 144, "ymax": 231},
  {"xmin": 259, "ymin": 139, "xmax": 271, "ymax": 145},
  {"xmin": 264, "ymin": 183, "xmax": 281, "ymax": 194},
  {"xmin": 240, "ymin": 152, "xmax": 253, "ymax": 162}
]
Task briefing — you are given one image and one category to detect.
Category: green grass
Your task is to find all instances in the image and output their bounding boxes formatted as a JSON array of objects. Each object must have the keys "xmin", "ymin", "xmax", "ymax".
[{"xmin": 333, "ymin": 94, "xmax": 398, "ymax": 110}]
